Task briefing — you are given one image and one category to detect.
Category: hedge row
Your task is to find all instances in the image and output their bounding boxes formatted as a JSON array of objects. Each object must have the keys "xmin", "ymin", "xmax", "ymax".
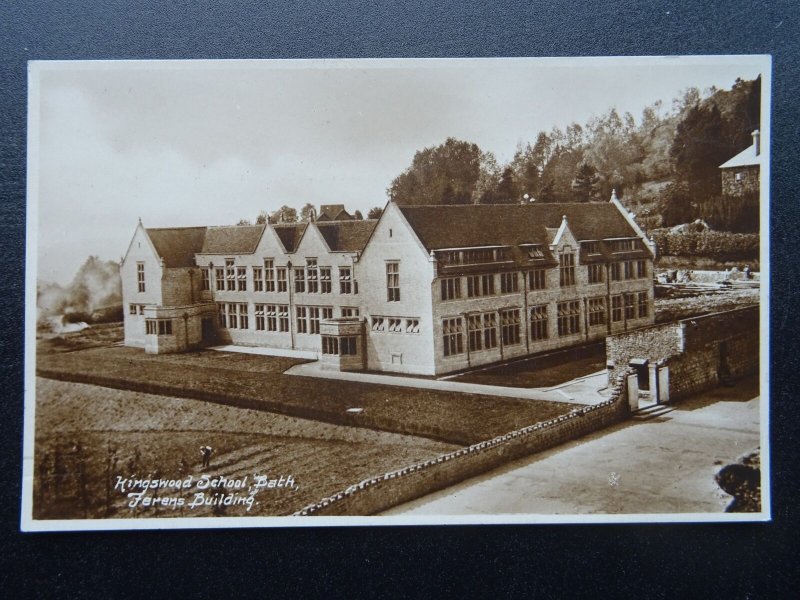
[{"xmin": 650, "ymin": 229, "xmax": 760, "ymax": 261}]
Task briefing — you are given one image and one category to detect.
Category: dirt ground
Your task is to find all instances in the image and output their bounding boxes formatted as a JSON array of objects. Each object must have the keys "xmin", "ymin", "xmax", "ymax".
[{"xmin": 32, "ymin": 378, "xmax": 457, "ymax": 519}]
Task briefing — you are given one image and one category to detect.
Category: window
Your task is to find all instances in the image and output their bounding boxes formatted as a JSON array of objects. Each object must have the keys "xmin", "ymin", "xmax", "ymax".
[
  {"xmin": 294, "ymin": 267, "xmax": 306, "ymax": 293},
  {"xmin": 611, "ymin": 295, "xmax": 623, "ymax": 322},
  {"xmin": 137, "ymin": 263, "xmax": 145, "ymax": 293},
  {"xmin": 220, "ymin": 303, "xmax": 245, "ymax": 329},
  {"xmin": 500, "ymin": 309, "xmax": 521, "ymax": 345},
  {"xmin": 386, "ymin": 262, "xmax": 400, "ymax": 301},
  {"xmin": 528, "ymin": 269, "xmax": 546, "ymax": 290},
  {"xmin": 239, "ymin": 304, "xmax": 249, "ymax": 329},
  {"xmin": 500, "ymin": 272, "xmax": 518, "ymax": 294},
  {"xmin": 264, "ymin": 259, "xmax": 275, "ymax": 292},
  {"xmin": 215, "ymin": 267, "xmax": 225, "ymax": 291},
  {"xmin": 201, "ymin": 268, "xmax": 210, "ymax": 291},
  {"xmin": 253, "ymin": 267, "xmax": 264, "ymax": 292},
  {"xmin": 321, "ymin": 335, "xmax": 338, "ymax": 355},
  {"xmin": 405, "ymin": 318, "xmax": 420, "ymax": 334},
  {"xmin": 557, "ymin": 301, "xmax": 581, "ymax": 336},
  {"xmin": 388, "ymin": 318, "xmax": 403, "ymax": 333},
  {"xmin": 583, "ymin": 241, "xmax": 601, "ymax": 254},
  {"xmin": 277, "ymin": 305, "xmax": 289, "ymax": 332},
  {"xmin": 530, "ymin": 305, "xmax": 548, "ymax": 340},
  {"xmin": 588, "ymin": 298, "xmax": 606, "ymax": 326},
  {"xmin": 559, "ymin": 251, "xmax": 575, "ymax": 287},
  {"xmin": 340, "ymin": 336, "xmax": 357, "ymax": 355},
  {"xmin": 276, "ymin": 267, "xmax": 287, "ymax": 293},
  {"xmin": 307, "ymin": 307, "xmax": 321, "ymax": 334},
  {"xmin": 266, "ymin": 304, "xmax": 279, "ymax": 332},
  {"xmin": 321, "ymin": 307, "xmax": 333, "ymax": 321},
  {"xmin": 371, "ymin": 316, "xmax": 385, "ymax": 332},
  {"xmin": 440, "ymin": 277, "xmax": 462, "ymax": 301},
  {"xmin": 466, "ymin": 274, "xmax": 495, "ymax": 298},
  {"xmin": 468, "ymin": 312, "xmax": 497, "ymax": 351},
  {"xmin": 442, "ymin": 317, "xmax": 464, "ymax": 356},
  {"xmin": 225, "ymin": 259, "xmax": 235, "ymax": 291},
  {"xmin": 322, "ymin": 335, "xmax": 357, "ymax": 356},
  {"xmin": 467, "ymin": 315, "xmax": 482, "ymax": 351},
  {"xmin": 625, "ymin": 293, "xmax": 636, "ymax": 320},
  {"xmin": 320, "ymin": 267, "xmax": 332, "ymax": 294},
  {"xmin": 237, "ymin": 267, "xmax": 247, "ymax": 291},
  {"xmin": 145, "ymin": 319, "xmax": 173, "ymax": 335},
  {"xmin": 638, "ymin": 292, "xmax": 649, "ymax": 318},
  {"xmin": 624, "ymin": 261, "xmax": 634, "ymax": 280},
  {"xmin": 217, "ymin": 302, "xmax": 227, "ymax": 327},
  {"xmin": 339, "ymin": 267, "xmax": 352, "ymax": 294},
  {"xmin": 588, "ymin": 264, "xmax": 604, "ymax": 284},
  {"xmin": 255, "ymin": 304, "xmax": 266, "ymax": 331},
  {"xmin": 129, "ymin": 304, "xmax": 144, "ymax": 315},
  {"xmin": 637, "ymin": 259, "xmax": 647, "ymax": 279},
  {"xmin": 307, "ymin": 259, "xmax": 318, "ymax": 293},
  {"xmin": 525, "ymin": 245, "xmax": 545, "ymax": 259},
  {"xmin": 341, "ymin": 307, "xmax": 359, "ymax": 318},
  {"xmin": 610, "ymin": 262, "xmax": 621, "ymax": 281},
  {"xmin": 296, "ymin": 306, "xmax": 308, "ymax": 333},
  {"xmin": 612, "ymin": 239, "xmax": 637, "ymax": 252}
]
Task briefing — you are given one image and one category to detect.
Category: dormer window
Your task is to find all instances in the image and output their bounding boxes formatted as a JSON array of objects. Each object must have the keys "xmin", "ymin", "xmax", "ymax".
[{"xmin": 583, "ymin": 241, "xmax": 601, "ymax": 255}]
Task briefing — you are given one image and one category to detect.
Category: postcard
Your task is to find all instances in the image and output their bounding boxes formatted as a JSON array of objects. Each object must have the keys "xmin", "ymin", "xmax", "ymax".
[{"xmin": 22, "ymin": 56, "xmax": 771, "ymax": 530}]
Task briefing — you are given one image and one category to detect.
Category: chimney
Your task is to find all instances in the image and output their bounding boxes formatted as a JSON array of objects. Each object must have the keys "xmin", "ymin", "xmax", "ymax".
[{"xmin": 752, "ymin": 130, "xmax": 760, "ymax": 157}]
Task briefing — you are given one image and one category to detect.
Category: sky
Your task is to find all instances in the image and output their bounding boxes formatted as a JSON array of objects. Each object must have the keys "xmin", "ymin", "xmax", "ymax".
[{"xmin": 30, "ymin": 56, "xmax": 767, "ymax": 285}]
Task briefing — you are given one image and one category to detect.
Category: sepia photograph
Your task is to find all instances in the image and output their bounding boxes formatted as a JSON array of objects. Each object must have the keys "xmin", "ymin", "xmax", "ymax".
[{"xmin": 22, "ymin": 56, "xmax": 770, "ymax": 529}]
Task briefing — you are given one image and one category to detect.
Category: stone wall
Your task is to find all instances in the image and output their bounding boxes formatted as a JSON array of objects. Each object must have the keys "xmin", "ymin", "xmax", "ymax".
[
  {"xmin": 294, "ymin": 373, "xmax": 630, "ymax": 517},
  {"xmin": 606, "ymin": 305, "xmax": 759, "ymax": 402},
  {"xmin": 721, "ymin": 165, "xmax": 760, "ymax": 197}
]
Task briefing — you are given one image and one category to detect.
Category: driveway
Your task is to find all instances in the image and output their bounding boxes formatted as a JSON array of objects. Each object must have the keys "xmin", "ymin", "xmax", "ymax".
[{"xmin": 384, "ymin": 376, "xmax": 762, "ymax": 516}]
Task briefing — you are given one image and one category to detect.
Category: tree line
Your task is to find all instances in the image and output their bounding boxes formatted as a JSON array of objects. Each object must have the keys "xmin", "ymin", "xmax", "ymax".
[{"xmin": 239, "ymin": 76, "xmax": 760, "ymax": 232}]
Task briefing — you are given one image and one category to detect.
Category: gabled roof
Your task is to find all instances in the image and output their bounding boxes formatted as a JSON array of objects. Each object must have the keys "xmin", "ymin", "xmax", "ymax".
[
  {"xmin": 397, "ymin": 203, "xmax": 639, "ymax": 252},
  {"xmin": 145, "ymin": 226, "xmax": 207, "ymax": 268},
  {"xmin": 719, "ymin": 143, "xmax": 761, "ymax": 169},
  {"xmin": 272, "ymin": 223, "xmax": 308, "ymax": 253},
  {"xmin": 315, "ymin": 220, "xmax": 378, "ymax": 252},
  {"xmin": 200, "ymin": 225, "xmax": 265, "ymax": 255},
  {"xmin": 317, "ymin": 204, "xmax": 352, "ymax": 221}
]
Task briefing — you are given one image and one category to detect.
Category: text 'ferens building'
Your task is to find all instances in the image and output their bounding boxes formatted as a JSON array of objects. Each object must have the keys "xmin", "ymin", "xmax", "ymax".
[{"xmin": 121, "ymin": 196, "xmax": 655, "ymax": 376}]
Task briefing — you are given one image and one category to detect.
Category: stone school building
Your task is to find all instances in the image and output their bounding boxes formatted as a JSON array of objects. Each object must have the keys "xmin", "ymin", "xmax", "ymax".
[{"xmin": 121, "ymin": 197, "xmax": 655, "ymax": 376}]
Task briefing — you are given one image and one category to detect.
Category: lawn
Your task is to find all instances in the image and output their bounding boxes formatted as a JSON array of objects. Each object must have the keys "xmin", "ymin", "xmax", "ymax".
[
  {"xmin": 37, "ymin": 344, "xmax": 576, "ymax": 446},
  {"xmin": 450, "ymin": 343, "xmax": 605, "ymax": 389},
  {"xmin": 33, "ymin": 378, "xmax": 457, "ymax": 519}
]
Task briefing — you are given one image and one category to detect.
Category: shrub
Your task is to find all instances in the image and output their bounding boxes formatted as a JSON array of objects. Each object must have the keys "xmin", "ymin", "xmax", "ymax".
[{"xmin": 650, "ymin": 229, "xmax": 759, "ymax": 262}]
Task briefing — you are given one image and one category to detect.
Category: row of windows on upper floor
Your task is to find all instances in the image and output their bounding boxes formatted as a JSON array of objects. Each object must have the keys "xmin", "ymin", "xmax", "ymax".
[
  {"xmin": 441, "ymin": 292, "xmax": 650, "ymax": 356},
  {"xmin": 198, "ymin": 260, "xmax": 359, "ymax": 295},
  {"xmin": 439, "ymin": 259, "xmax": 649, "ymax": 301},
  {"xmin": 434, "ymin": 239, "xmax": 641, "ymax": 267}
]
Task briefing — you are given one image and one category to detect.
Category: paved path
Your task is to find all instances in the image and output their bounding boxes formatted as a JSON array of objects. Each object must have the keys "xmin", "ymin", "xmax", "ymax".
[
  {"xmin": 210, "ymin": 344, "xmax": 318, "ymax": 360},
  {"xmin": 384, "ymin": 377, "xmax": 762, "ymax": 516},
  {"xmin": 285, "ymin": 361, "xmax": 609, "ymax": 406}
]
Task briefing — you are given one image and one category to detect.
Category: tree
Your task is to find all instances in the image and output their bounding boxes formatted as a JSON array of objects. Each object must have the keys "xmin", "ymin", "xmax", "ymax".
[
  {"xmin": 269, "ymin": 205, "xmax": 298, "ymax": 224},
  {"xmin": 658, "ymin": 181, "xmax": 694, "ymax": 227},
  {"xmin": 388, "ymin": 137, "xmax": 484, "ymax": 205},
  {"xmin": 236, "ymin": 218, "xmax": 252, "ymax": 226},
  {"xmin": 300, "ymin": 203, "xmax": 316, "ymax": 222},
  {"xmin": 670, "ymin": 102, "xmax": 728, "ymax": 199},
  {"xmin": 367, "ymin": 206, "xmax": 383, "ymax": 219},
  {"xmin": 570, "ymin": 160, "xmax": 601, "ymax": 202},
  {"xmin": 255, "ymin": 211, "xmax": 269, "ymax": 225},
  {"xmin": 492, "ymin": 166, "xmax": 519, "ymax": 204},
  {"xmin": 353, "ymin": 210, "xmax": 364, "ymax": 220}
]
